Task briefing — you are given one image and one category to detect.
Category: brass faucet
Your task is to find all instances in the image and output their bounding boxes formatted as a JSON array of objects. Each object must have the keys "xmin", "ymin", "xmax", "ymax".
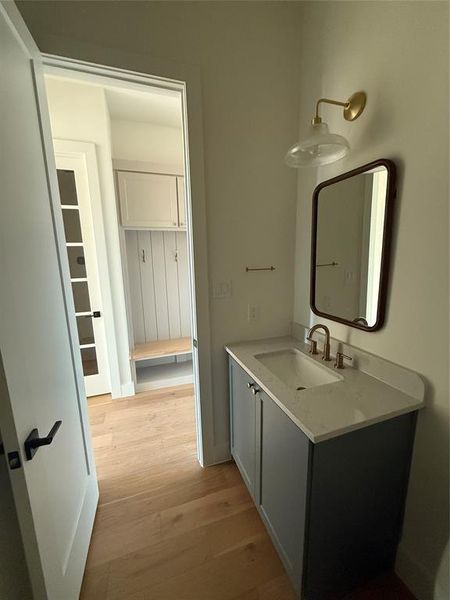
[{"xmin": 307, "ymin": 324, "xmax": 331, "ymax": 361}]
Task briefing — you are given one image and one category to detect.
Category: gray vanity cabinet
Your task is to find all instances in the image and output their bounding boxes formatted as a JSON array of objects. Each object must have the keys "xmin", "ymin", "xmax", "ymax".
[
  {"xmin": 230, "ymin": 358, "xmax": 309, "ymax": 585},
  {"xmin": 229, "ymin": 360, "xmax": 259, "ymax": 501},
  {"xmin": 259, "ymin": 390, "xmax": 309, "ymax": 586},
  {"xmin": 228, "ymin": 356, "xmax": 417, "ymax": 599}
]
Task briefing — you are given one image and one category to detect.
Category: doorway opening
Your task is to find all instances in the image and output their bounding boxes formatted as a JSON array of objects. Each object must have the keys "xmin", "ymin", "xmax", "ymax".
[{"xmin": 42, "ymin": 67, "xmax": 203, "ymax": 474}]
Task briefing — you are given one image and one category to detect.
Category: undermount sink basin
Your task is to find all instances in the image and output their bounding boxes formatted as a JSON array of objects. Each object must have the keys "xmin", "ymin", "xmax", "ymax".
[{"xmin": 255, "ymin": 348, "xmax": 341, "ymax": 391}]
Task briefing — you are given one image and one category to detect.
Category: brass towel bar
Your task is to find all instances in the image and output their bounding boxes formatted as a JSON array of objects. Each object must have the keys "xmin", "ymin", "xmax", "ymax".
[
  {"xmin": 245, "ymin": 266, "xmax": 276, "ymax": 272},
  {"xmin": 316, "ymin": 261, "xmax": 339, "ymax": 268}
]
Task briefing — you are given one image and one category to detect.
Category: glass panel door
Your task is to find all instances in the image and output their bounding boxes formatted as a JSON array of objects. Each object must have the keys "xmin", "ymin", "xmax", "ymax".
[{"xmin": 57, "ymin": 169, "xmax": 99, "ymax": 377}]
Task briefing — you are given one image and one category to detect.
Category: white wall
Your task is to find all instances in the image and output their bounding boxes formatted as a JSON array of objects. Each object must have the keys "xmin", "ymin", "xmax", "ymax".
[
  {"xmin": 21, "ymin": 2, "xmax": 303, "ymax": 461},
  {"xmin": 45, "ymin": 77, "xmax": 133, "ymax": 397},
  {"xmin": 111, "ymin": 119, "xmax": 183, "ymax": 167},
  {"xmin": 293, "ymin": 3, "xmax": 449, "ymax": 599}
]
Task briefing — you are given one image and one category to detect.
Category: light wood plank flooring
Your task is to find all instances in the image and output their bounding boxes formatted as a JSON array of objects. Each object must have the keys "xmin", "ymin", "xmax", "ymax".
[
  {"xmin": 81, "ymin": 385, "xmax": 416, "ymax": 600},
  {"xmin": 81, "ymin": 385, "xmax": 296, "ymax": 600}
]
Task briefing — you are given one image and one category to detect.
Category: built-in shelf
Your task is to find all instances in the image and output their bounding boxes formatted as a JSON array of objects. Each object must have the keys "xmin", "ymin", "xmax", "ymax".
[
  {"xmin": 131, "ymin": 337, "xmax": 192, "ymax": 362},
  {"xmin": 136, "ymin": 359, "xmax": 193, "ymax": 391}
]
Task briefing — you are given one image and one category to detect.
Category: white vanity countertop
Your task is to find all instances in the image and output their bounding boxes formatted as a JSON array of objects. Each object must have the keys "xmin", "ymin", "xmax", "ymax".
[{"xmin": 225, "ymin": 336, "xmax": 425, "ymax": 443}]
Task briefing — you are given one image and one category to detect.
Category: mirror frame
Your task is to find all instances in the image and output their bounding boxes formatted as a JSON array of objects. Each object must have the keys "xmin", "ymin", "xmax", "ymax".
[{"xmin": 310, "ymin": 158, "xmax": 397, "ymax": 332}]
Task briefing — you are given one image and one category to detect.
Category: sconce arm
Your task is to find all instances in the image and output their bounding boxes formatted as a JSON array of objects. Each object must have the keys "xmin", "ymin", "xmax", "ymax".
[{"xmin": 313, "ymin": 98, "xmax": 349, "ymax": 124}]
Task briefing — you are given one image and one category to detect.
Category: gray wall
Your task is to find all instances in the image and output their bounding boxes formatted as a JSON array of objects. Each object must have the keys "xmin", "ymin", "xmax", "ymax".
[
  {"xmin": 0, "ymin": 354, "xmax": 32, "ymax": 599},
  {"xmin": 0, "ymin": 454, "xmax": 32, "ymax": 599}
]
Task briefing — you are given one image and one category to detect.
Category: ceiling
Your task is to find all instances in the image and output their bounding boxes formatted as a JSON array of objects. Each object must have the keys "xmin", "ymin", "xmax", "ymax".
[{"xmin": 105, "ymin": 86, "xmax": 182, "ymax": 129}]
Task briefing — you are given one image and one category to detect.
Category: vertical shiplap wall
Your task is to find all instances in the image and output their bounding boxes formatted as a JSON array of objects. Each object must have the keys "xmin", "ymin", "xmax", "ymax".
[{"xmin": 125, "ymin": 230, "xmax": 191, "ymax": 345}]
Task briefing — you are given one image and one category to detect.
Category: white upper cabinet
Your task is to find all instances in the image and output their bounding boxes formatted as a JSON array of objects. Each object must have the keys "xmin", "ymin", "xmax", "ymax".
[
  {"xmin": 177, "ymin": 176, "xmax": 186, "ymax": 228},
  {"xmin": 118, "ymin": 170, "xmax": 186, "ymax": 229},
  {"xmin": 118, "ymin": 171, "xmax": 179, "ymax": 228}
]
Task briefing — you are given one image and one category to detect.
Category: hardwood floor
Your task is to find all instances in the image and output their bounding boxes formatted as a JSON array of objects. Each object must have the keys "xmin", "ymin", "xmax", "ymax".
[{"xmin": 81, "ymin": 385, "xmax": 415, "ymax": 600}]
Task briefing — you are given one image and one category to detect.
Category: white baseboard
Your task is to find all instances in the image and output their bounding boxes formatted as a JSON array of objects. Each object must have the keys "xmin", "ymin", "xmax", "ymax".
[
  {"xmin": 117, "ymin": 380, "xmax": 135, "ymax": 398},
  {"xmin": 206, "ymin": 455, "xmax": 233, "ymax": 467},
  {"xmin": 201, "ymin": 442, "xmax": 231, "ymax": 467},
  {"xmin": 136, "ymin": 374, "xmax": 193, "ymax": 393}
]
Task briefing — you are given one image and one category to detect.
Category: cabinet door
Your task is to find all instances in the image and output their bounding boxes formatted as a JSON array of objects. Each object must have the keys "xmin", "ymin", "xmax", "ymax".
[
  {"xmin": 118, "ymin": 171, "xmax": 178, "ymax": 228},
  {"xmin": 177, "ymin": 176, "xmax": 186, "ymax": 228},
  {"xmin": 259, "ymin": 391, "xmax": 310, "ymax": 589},
  {"xmin": 229, "ymin": 359, "xmax": 258, "ymax": 500}
]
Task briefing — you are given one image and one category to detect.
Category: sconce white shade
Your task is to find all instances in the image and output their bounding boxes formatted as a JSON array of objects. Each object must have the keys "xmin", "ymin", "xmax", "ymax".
[{"xmin": 285, "ymin": 122, "xmax": 350, "ymax": 168}]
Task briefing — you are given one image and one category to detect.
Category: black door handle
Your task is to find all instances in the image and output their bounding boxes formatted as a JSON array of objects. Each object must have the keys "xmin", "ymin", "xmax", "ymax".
[{"xmin": 24, "ymin": 420, "xmax": 62, "ymax": 461}]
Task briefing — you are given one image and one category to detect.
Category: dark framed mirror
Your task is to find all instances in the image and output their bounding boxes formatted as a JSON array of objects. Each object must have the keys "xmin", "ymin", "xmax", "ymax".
[{"xmin": 310, "ymin": 159, "xmax": 396, "ymax": 331}]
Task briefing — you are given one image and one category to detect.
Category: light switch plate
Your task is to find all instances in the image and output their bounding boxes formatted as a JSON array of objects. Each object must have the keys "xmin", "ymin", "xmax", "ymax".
[{"xmin": 212, "ymin": 281, "xmax": 232, "ymax": 299}]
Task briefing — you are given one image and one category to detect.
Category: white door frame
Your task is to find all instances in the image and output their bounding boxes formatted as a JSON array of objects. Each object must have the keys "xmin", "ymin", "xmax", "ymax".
[
  {"xmin": 42, "ymin": 54, "xmax": 215, "ymax": 466},
  {"xmin": 54, "ymin": 139, "xmax": 118, "ymax": 397}
]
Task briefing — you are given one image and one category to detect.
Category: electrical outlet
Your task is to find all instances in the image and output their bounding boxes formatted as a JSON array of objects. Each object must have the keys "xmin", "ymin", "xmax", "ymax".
[{"xmin": 248, "ymin": 304, "xmax": 259, "ymax": 322}]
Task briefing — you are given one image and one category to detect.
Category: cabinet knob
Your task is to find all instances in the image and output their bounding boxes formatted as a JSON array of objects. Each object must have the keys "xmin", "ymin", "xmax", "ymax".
[
  {"xmin": 251, "ymin": 387, "xmax": 260, "ymax": 395},
  {"xmin": 247, "ymin": 382, "xmax": 255, "ymax": 389}
]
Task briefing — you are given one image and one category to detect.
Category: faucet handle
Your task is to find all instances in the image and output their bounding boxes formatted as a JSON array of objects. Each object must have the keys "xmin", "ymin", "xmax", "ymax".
[
  {"xmin": 334, "ymin": 352, "xmax": 352, "ymax": 369},
  {"xmin": 307, "ymin": 338, "xmax": 318, "ymax": 355}
]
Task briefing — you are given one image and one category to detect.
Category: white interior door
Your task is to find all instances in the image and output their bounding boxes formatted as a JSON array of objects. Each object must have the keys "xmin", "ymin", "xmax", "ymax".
[
  {"xmin": 54, "ymin": 142, "xmax": 111, "ymax": 396},
  {"xmin": 0, "ymin": 4, "xmax": 98, "ymax": 599}
]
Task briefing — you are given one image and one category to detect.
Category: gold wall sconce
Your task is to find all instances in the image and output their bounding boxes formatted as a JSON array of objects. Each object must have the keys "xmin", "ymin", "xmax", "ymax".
[{"xmin": 285, "ymin": 91, "xmax": 367, "ymax": 168}]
